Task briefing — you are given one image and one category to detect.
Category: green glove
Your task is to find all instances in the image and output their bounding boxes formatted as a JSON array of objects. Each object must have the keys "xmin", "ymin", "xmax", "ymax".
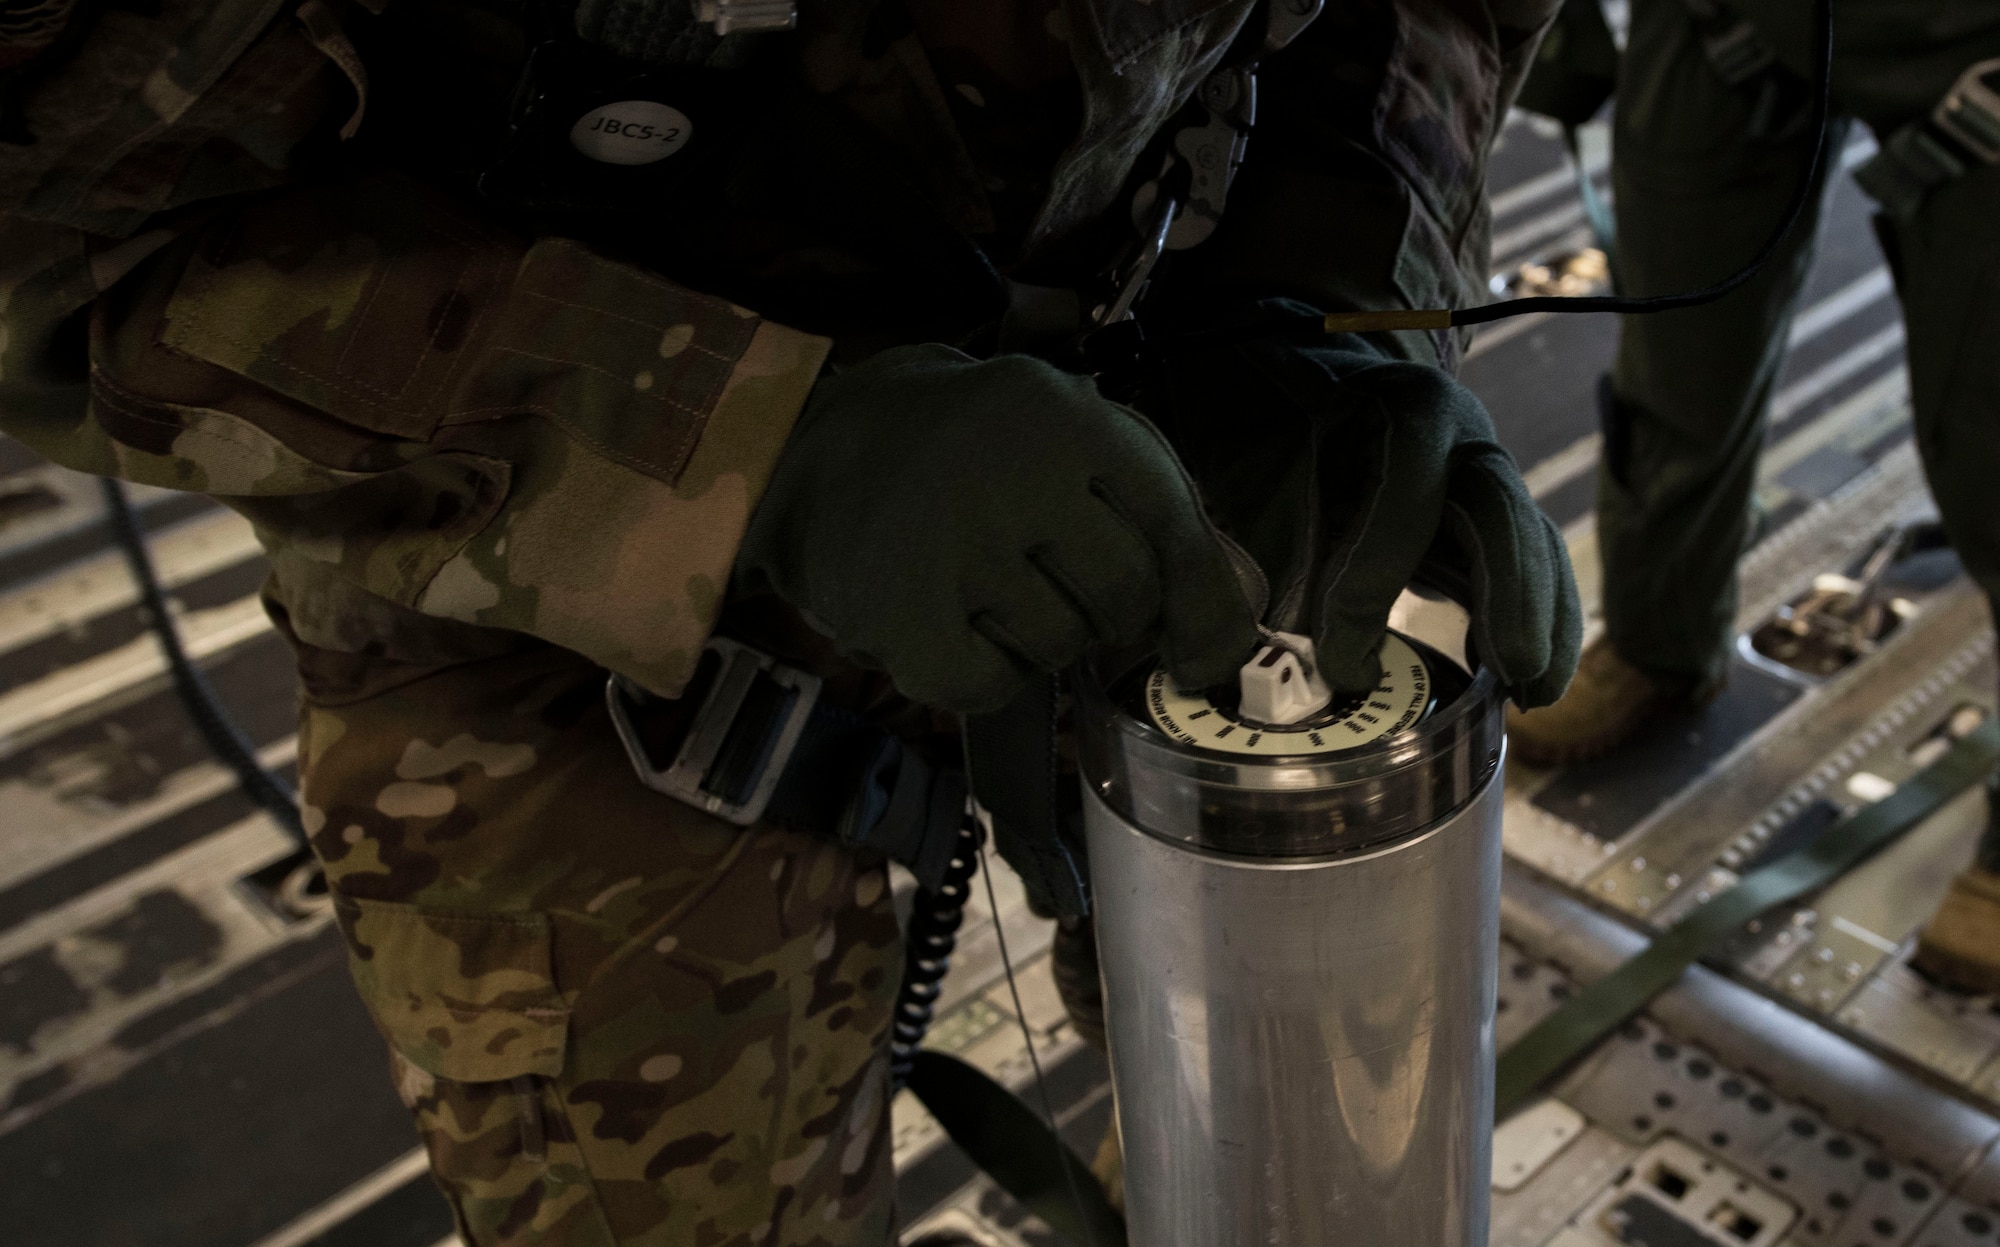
[
  {"xmin": 736, "ymin": 344, "xmax": 1260, "ymax": 712},
  {"xmin": 1147, "ymin": 303, "xmax": 1582, "ymax": 708}
]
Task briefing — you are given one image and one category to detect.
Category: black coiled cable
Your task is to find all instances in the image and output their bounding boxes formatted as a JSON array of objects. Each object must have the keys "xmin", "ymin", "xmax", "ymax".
[{"xmin": 890, "ymin": 807, "xmax": 986, "ymax": 1089}]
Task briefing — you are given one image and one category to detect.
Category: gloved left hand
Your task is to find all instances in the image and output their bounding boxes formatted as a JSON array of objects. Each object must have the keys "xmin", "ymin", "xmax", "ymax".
[
  {"xmin": 735, "ymin": 344, "xmax": 1261, "ymax": 713},
  {"xmin": 1144, "ymin": 301, "xmax": 1582, "ymax": 708}
]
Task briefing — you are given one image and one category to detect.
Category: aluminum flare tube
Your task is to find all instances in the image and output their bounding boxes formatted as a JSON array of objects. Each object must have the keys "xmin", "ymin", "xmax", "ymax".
[{"xmin": 1076, "ymin": 598, "xmax": 1504, "ymax": 1246}]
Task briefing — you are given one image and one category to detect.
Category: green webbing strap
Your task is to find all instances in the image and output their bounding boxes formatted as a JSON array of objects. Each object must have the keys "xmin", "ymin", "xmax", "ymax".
[
  {"xmin": 905, "ymin": 1050, "xmax": 1129, "ymax": 1246},
  {"xmin": 1495, "ymin": 717, "xmax": 2000, "ymax": 1121},
  {"xmin": 1855, "ymin": 124, "xmax": 1973, "ymax": 220}
]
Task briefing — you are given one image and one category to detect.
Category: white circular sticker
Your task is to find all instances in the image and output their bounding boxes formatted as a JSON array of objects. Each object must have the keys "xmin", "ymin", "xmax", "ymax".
[
  {"xmin": 569, "ymin": 101, "xmax": 693, "ymax": 166},
  {"xmin": 1144, "ymin": 634, "xmax": 1431, "ymax": 756}
]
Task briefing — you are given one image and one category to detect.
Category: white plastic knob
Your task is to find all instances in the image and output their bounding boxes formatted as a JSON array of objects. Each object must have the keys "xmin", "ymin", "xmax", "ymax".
[{"xmin": 1238, "ymin": 631, "xmax": 1333, "ymax": 726}]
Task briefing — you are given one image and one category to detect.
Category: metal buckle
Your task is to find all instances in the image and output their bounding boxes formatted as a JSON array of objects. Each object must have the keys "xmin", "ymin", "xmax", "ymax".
[
  {"xmin": 697, "ymin": 0, "xmax": 797, "ymax": 36},
  {"xmin": 606, "ymin": 637, "xmax": 822, "ymax": 825},
  {"xmin": 1935, "ymin": 56, "xmax": 2000, "ymax": 165}
]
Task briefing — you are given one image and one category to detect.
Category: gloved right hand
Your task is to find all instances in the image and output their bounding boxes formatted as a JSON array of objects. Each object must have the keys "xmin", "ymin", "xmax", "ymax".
[
  {"xmin": 734, "ymin": 344, "xmax": 1260, "ymax": 713},
  {"xmin": 1146, "ymin": 303, "xmax": 1581, "ymax": 708}
]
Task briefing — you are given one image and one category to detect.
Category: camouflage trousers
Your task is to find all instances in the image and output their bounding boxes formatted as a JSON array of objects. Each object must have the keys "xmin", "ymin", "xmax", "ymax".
[{"xmin": 296, "ymin": 640, "xmax": 904, "ymax": 1246}]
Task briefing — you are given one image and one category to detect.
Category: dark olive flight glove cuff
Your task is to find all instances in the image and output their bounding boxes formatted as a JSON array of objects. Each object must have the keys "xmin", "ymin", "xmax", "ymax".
[{"xmin": 1146, "ymin": 300, "xmax": 1581, "ymax": 708}]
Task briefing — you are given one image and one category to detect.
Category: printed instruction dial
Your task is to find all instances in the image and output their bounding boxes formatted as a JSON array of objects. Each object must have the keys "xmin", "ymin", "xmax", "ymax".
[{"xmin": 1144, "ymin": 634, "xmax": 1432, "ymax": 755}]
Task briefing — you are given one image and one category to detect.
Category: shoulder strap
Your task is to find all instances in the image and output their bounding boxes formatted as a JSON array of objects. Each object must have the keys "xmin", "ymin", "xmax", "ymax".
[
  {"xmin": 904, "ymin": 1050, "xmax": 1129, "ymax": 1247},
  {"xmin": 1856, "ymin": 56, "xmax": 2000, "ymax": 218}
]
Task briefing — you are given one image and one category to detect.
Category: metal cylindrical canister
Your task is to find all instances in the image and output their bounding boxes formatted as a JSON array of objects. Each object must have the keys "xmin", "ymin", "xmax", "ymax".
[{"xmin": 1076, "ymin": 589, "xmax": 1505, "ymax": 1247}]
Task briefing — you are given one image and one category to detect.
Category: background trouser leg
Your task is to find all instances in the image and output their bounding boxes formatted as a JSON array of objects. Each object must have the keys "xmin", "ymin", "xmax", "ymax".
[
  {"xmin": 297, "ymin": 642, "xmax": 903, "ymax": 1247},
  {"xmin": 1771, "ymin": 0, "xmax": 2000, "ymax": 991},
  {"xmin": 1880, "ymin": 160, "xmax": 2000, "ymax": 859},
  {"xmin": 1600, "ymin": 0, "xmax": 1843, "ymax": 687},
  {"xmin": 1888, "ymin": 159, "xmax": 2000, "ymax": 991}
]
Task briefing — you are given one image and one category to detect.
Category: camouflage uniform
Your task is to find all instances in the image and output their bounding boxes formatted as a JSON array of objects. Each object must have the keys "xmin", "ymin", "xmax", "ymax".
[
  {"xmin": 296, "ymin": 632, "xmax": 904, "ymax": 1243},
  {"xmin": 0, "ymin": 0, "xmax": 1558, "ymax": 1240}
]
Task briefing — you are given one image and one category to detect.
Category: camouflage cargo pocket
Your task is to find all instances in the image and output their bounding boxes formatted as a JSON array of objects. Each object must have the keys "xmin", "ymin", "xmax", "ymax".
[
  {"xmin": 340, "ymin": 898, "xmax": 617, "ymax": 1246},
  {"xmin": 160, "ymin": 176, "xmax": 518, "ymax": 443}
]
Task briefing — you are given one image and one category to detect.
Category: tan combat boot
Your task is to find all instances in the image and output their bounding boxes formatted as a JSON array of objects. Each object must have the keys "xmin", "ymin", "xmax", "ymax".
[
  {"xmin": 1506, "ymin": 638, "xmax": 1720, "ymax": 767},
  {"xmin": 1912, "ymin": 862, "xmax": 2000, "ymax": 995},
  {"xmin": 1091, "ymin": 1120, "xmax": 1125, "ymax": 1214}
]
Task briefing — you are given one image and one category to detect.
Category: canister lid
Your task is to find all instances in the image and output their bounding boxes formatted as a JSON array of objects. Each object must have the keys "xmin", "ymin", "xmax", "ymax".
[
  {"xmin": 1076, "ymin": 584, "xmax": 1503, "ymax": 859},
  {"xmin": 1142, "ymin": 632, "xmax": 1435, "ymax": 756}
]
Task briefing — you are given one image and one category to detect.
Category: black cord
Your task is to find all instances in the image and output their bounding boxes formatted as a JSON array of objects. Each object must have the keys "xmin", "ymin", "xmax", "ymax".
[
  {"xmin": 99, "ymin": 477, "xmax": 306, "ymax": 842},
  {"xmin": 1167, "ymin": 0, "xmax": 1835, "ymax": 349},
  {"xmin": 979, "ymin": 838, "xmax": 1100, "ymax": 1247}
]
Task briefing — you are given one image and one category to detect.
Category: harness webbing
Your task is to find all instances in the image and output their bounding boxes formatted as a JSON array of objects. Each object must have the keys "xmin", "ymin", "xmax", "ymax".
[{"xmin": 1495, "ymin": 716, "xmax": 2000, "ymax": 1120}]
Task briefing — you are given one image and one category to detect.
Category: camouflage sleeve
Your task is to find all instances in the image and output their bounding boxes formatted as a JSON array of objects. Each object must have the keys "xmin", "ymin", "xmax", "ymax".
[
  {"xmin": 1172, "ymin": 0, "xmax": 1563, "ymax": 369},
  {"xmin": 1, "ymin": 173, "xmax": 828, "ymax": 700}
]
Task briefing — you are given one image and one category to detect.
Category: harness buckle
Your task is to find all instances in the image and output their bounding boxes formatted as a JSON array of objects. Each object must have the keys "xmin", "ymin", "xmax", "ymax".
[
  {"xmin": 1934, "ymin": 57, "xmax": 2000, "ymax": 165},
  {"xmin": 697, "ymin": 0, "xmax": 797, "ymax": 36},
  {"xmin": 606, "ymin": 637, "xmax": 822, "ymax": 825}
]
